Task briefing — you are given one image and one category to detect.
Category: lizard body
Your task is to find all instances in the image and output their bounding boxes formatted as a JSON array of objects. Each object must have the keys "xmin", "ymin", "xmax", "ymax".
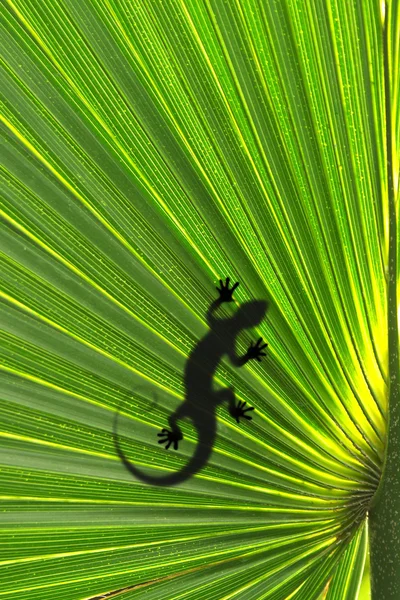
[{"xmin": 113, "ymin": 278, "xmax": 268, "ymax": 486}]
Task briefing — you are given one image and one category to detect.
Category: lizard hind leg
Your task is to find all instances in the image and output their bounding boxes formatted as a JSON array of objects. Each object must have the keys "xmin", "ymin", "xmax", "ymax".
[
  {"xmin": 157, "ymin": 408, "xmax": 185, "ymax": 451},
  {"xmin": 218, "ymin": 387, "xmax": 255, "ymax": 424}
]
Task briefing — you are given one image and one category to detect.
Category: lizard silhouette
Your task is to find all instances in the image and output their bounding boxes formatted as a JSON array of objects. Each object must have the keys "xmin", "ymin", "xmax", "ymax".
[{"xmin": 113, "ymin": 278, "xmax": 268, "ymax": 486}]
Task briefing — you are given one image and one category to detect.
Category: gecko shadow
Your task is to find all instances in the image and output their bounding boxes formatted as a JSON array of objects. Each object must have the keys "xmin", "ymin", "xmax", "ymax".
[{"xmin": 113, "ymin": 278, "xmax": 268, "ymax": 486}]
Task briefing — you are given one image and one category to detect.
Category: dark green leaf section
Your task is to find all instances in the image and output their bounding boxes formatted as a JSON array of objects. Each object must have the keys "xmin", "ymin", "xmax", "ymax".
[
  {"xmin": 0, "ymin": 0, "xmax": 395, "ymax": 598},
  {"xmin": 369, "ymin": 2, "xmax": 400, "ymax": 599}
]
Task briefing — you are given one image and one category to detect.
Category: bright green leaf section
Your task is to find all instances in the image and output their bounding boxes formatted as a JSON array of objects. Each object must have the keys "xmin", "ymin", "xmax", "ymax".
[
  {"xmin": 325, "ymin": 521, "xmax": 367, "ymax": 600},
  {"xmin": 0, "ymin": 0, "xmax": 396, "ymax": 598}
]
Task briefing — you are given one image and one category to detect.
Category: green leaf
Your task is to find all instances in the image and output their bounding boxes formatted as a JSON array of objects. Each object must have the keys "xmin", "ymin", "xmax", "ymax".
[
  {"xmin": 325, "ymin": 521, "xmax": 368, "ymax": 600},
  {"xmin": 0, "ymin": 0, "xmax": 397, "ymax": 598}
]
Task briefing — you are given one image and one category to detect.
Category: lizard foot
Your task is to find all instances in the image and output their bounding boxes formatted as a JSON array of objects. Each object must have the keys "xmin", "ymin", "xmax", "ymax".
[
  {"xmin": 216, "ymin": 277, "xmax": 239, "ymax": 302},
  {"xmin": 157, "ymin": 428, "xmax": 183, "ymax": 450},
  {"xmin": 230, "ymin": 401, "xmax": 254, "ymax": 424},
  {"xmin": 245, "ymin": 337, "xmax": 268, "ymax": 362}
]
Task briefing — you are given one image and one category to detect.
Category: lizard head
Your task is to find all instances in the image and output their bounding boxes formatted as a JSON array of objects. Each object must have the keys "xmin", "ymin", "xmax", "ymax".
[{"xmin": 235, "ymin": 300, "xmax": 268, "ymax": 328}]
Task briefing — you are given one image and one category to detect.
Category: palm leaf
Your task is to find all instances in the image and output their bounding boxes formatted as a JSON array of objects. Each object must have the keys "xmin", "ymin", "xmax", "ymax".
[{"xmin": 0, "ymin": 0, "xmax": 398, "ymax": 598}]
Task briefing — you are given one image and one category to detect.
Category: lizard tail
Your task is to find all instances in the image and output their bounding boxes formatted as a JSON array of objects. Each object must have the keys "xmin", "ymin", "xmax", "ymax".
[{"xmin": 113, "ymin": 411, "xmax": 216, "ymax": 486}]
